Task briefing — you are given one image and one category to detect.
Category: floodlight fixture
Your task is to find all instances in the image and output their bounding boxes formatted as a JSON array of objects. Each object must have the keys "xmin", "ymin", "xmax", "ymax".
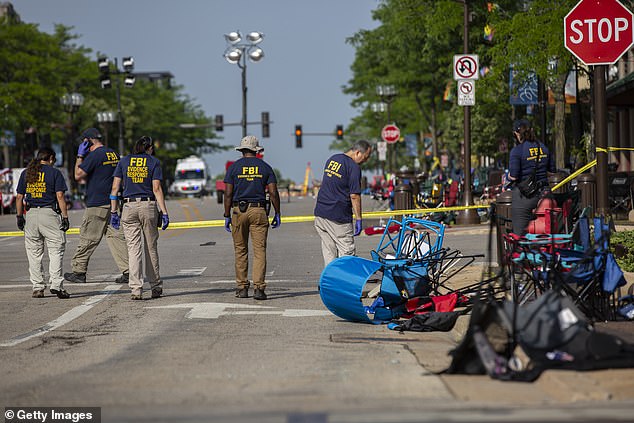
[
  {"xmin": 224, "ymin": 31, "xmax": 242, "ymax": 44},
  {"xmin": 224, "ymin": 47, "xmax": 242, "ymax": 64},
  {"xmin": 248, "ymin": 47, "xmax": 264, "ymax": 63},
  {"xmin": 98, "ymin": 57, "xmax": 110, "ymax": 74},
  {"xmin": 100, "ymin": 75, "xmax": 112, "ymax": 89},
  {"xmin": 124, "ymin": 74, "xmax": 136, "ymax": 87},
  {"xmin": 246, "ymin": 31, "xmax": 264, "ymax": 44},
  {"xmin": 122, "ymin": 56, "xmax": 135, "ymax": 72}
]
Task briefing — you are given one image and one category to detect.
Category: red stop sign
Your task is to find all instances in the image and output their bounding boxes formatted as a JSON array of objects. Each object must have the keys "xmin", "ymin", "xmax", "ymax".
[
  {"xmin": 381, "ymin": 124, "xmax": 400, "ymax": 144},
  {"xmin": 564, "ymin": 0, "xmax": 634, "ymax": 65}
]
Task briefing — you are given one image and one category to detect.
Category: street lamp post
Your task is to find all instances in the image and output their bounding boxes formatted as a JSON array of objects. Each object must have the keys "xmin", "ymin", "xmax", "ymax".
[
  {"xmin": 376, "ymin": 85, "xmax": 397, "ymax": 173},
  {"xmin": 60, "ymin": 92, "xmax": 84, "ymax": 186},
  {"xmin": 223, "ymin": 31, "xmax": 265, "ymax": 138},
  {"xmin": 96, "ymin": 111, "xmax": 117, "ymax": 147}
]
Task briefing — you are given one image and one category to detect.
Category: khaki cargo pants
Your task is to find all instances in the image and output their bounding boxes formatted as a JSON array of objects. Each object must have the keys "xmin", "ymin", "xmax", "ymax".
[
  {"xmin": 121, "ymin": 201, "xmax": 161, "ymax": 296},
  {"xmin": 231, "ymin": 206, "xmax": 269, "ymax": 290},
  {"xmin": 24, "ymin": 207, "xmax": 66, "ymax": 292},
  {"xmin": 71, "ymin": 205, "xmax": 128, "ymax": 274}
]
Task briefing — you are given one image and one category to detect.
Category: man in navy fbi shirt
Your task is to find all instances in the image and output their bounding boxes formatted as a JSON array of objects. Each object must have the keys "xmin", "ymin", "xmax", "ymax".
[
  {"xmin": 314, "ymin": 140, "xmax": 372, "ymax": 266},
  {"xmin": 223, "ymin": 135, "xmax": 281, "ymax": 301},
  {"xmin": 64, "ymin": 128, "xmax": 129, "ymax": 284}
]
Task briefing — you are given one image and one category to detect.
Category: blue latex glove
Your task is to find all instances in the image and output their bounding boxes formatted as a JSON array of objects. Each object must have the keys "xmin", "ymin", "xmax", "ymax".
[
  {"xmin": 161, "ymin": 214, "xmax": 169, "ymax": 230},
  {"xmin": 225, "ymin": 217, "xmax": 232, "ymax": 233},
  {"xmin": 110, "ymin": 211, "xmax": 120, "ymax": 230},
  {"xmin": 353, "ymin": 219, "xmax": 363, "ymax": 236},
  {"xmin": 271, "ymin": 213, "xmax": 281, "ymax": 229},
  {"xmin": 77, "ymin": 140, "xmax": 92, "ymax": 158}
]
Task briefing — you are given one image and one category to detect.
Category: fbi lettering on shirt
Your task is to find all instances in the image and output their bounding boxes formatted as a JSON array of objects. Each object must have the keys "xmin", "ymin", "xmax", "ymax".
[
  {"xmin": 527, "ymin": 147, "xmax": 546, "ymax": 161},
  {"xmin": 238, "ymin": 166, "xmax": 262, "ymax": 182},
  {"xmin": 103, "ymin": 151, "xmax": 119, "ymax": 166},
  {"xmin": 324, "ymin": 160, "xmax": 342, "ymax": 178},
  {"xmin": 127, "ymin": 157, "xmax": 149, "ymax": 183},
  {"xmin": 26, "ymin": 172, "xmax": 47, "ymax": 198}
]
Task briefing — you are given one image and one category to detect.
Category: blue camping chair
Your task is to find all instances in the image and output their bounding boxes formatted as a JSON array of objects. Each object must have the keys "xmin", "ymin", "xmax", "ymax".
[{"xmin": 505, "ymin": 215, "xmax": 626, "ymax": 321}]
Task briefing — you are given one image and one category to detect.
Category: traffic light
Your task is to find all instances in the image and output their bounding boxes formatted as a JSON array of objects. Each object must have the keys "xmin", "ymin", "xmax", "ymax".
[
  {"xmin": 262, "ymin": 111, "xmax": 270, "ymax": 138},
  {"xmin": 295, "ymin": 125, "xmax": 302, "ymax": 148},
  {"xmin": 336, "ymin": 124, "xmax": 344, "ymax": 140},
  {"xmin": 215, "ymin": 114, "xmax": 224, "ymax": 131}
]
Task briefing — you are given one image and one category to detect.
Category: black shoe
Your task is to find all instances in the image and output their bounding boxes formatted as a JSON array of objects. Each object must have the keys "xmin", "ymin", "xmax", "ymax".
[
  {"xmin": 64, "ymin": 272, "xmax": 86, "ymax": 284},
  {"xmin": 50, "ymin": 288, "xmax": 70, "ymax": 299},
  {"xmin": 115, "ymin": 272, "xmax": 129, "ymax": 284},
  {"xmin": 235, "ymin": 287, "xmax": 248, "ymax": 298},
  {"xmin": 32, "ymin": 289, "xmax": 45, "ymax": 298},
  {"xmin": 151, "ymin": 288, "xmax": 162, "ymax": 299},
  {"xmin": 253, "ymin": 288, "xmax": 267, "ymax": 301}
]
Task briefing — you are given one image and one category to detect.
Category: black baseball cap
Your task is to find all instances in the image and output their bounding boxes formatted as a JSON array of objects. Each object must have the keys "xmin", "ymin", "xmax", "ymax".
[
  {"xmin": 513, "ymin": 119, "xmax": 531, "ymax": 132},
  {"xmin": 79, "ymin": 127, "xmax": 102, "ymax": 141}
]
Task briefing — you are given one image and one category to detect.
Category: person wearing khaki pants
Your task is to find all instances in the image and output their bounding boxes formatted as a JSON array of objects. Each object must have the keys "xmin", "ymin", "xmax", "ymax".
[
  {"xmin": 15, "ymin": 147, "xmax": 72, "ymax": 299},
  {"xmin": 223, "ymin": 135, "xmax": 281, "ymax": 301},
  {"xmin": 65, "ymin": 127, "xmax": 129, "ymax": 284},
  {"xmin": 109, "ymin": 136, "xmax": 169, "ymax": 300}
]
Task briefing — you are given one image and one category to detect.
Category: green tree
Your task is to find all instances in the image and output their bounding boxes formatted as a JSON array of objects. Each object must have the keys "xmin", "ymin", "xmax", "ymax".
[{"xmin": 486, "ymin": 0, "xmax": 579, "ymax": 169}]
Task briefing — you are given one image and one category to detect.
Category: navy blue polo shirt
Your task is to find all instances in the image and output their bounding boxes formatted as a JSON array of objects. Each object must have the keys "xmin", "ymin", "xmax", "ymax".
[
  {"xmin": 314, "ymin": 153, "xmax": 361, "ymax": 224},
  {"xmin": 114, "ymin": 154, "xmax": 163, "ymax": 198},
  {"xmin": 79, "ymin": 146, "xmax": 120, "ymax": 207},
  {"xmin": 224, "ymin": 157, "xmax": 276, "ymax": 202},
  {"xmin": 16, "ymin": 164, "xmax": 67, "ymax": 207},
  {"xmin": 509, "ymin": 141, "xmax": 555, "ymax": 184}
]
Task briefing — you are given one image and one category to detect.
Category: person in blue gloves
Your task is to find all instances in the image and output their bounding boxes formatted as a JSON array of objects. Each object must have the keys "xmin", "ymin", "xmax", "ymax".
[
  {"xmin": 314, "ymin": 140, "xmax": 372, "ymax": 266},
  {"xmin": 109, "ymin": 136, "xmax": 169, "ymax": 300},
  {"xmin": 223, "ymin": 135, "xmax": 281, "ymax": 301},
  {"xmin": 64, "ymin": 128, "xmax": 129, "ymax": 285}
]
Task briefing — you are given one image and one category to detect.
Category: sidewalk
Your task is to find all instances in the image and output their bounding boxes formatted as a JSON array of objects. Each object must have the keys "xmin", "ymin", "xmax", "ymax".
[{"xmin": 401, "ymin": 263, "xmax": 634, "ymax": 406}]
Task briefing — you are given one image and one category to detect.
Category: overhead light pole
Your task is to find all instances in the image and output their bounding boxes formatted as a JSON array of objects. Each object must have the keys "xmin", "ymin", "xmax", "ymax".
[
  {"xmin": 223, "ymin": 31, "xmax": 265, "ymax": 138},
  {"xmin": 98, "ymin": 56, "xmax": 135, "ymax": 155}
]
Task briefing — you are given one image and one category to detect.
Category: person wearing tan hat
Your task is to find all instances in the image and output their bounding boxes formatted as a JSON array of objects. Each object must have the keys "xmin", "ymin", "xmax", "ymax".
[{"xmin": 223, "ymin": 135, "xmax": 281, "ymax": 300}]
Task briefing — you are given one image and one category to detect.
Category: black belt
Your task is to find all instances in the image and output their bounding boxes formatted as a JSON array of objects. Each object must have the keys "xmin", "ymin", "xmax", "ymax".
[
  {"xmin": 123, "ymin": 197, "xmax": 155, "ymax": 203},
  {"xmin": 232, "ymin": 201, "xmax": 266, "ymax": 208}
]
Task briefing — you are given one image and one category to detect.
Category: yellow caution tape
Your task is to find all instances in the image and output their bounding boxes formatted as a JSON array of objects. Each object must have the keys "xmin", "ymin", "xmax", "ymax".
[{"xmin": 0, "ymin": 204, "xmax": 491, "ymax": 237}]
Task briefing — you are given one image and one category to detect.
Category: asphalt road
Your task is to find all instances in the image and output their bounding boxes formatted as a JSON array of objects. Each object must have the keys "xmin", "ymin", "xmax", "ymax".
[{"xmin": 1, "ymin": 195, "xmax": 632, "ymax": 423}]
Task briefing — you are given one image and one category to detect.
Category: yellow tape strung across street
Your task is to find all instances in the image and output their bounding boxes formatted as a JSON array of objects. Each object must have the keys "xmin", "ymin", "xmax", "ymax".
[
  {"xmin": 0, "ymin": 204, "xmax": 490, "ymax": 236},
  {"xmin": 550, "ymin": 146, "xmax": 634, "ymax": 193}
]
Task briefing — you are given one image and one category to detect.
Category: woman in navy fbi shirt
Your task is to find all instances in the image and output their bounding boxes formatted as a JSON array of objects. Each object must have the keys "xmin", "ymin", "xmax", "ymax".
[
  {"xmin": 507, "ymin": 119, "xmax": 556, "ymax": 235},
  {"xmin": 109, "ymin": 136, "xmax": 169, "ymax": 300}
]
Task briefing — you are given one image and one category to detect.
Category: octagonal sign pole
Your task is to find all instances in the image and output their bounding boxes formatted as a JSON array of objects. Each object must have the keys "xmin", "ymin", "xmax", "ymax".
[{"xmin": 564, "ymin": 0, "xmax": 634, "ymax": 65}]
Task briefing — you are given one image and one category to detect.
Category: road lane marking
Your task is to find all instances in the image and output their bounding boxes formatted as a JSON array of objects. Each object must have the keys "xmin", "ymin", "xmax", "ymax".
[
  {"xmin": 0, "ymin": 284, "xmax": 33, "ymax": 289},
  {"xmin": 177, "ymin": 267, "xmax": 207, "ymax": 276},
  {"xmin": 0, "ymin": 284, "xmax": 124, "ymax": 348},
  {"xmin": 147, "ymin": 302, "xmax": 331, "ymax": 319},
  {"xmin": 204, "ymin": 279, "xmax": 300, "ymax": 284}
]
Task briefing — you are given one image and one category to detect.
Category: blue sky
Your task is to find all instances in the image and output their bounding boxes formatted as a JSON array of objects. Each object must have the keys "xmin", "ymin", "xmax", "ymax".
[{"xmin": 14, "ymin": 0, "xmax": 380, "ymax": 183}]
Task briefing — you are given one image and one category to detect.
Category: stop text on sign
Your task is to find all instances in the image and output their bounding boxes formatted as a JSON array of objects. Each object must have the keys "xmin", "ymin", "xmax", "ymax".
[{"xmin": 568, "ymin": 17, "xmax": 630, "ymax": 44}]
